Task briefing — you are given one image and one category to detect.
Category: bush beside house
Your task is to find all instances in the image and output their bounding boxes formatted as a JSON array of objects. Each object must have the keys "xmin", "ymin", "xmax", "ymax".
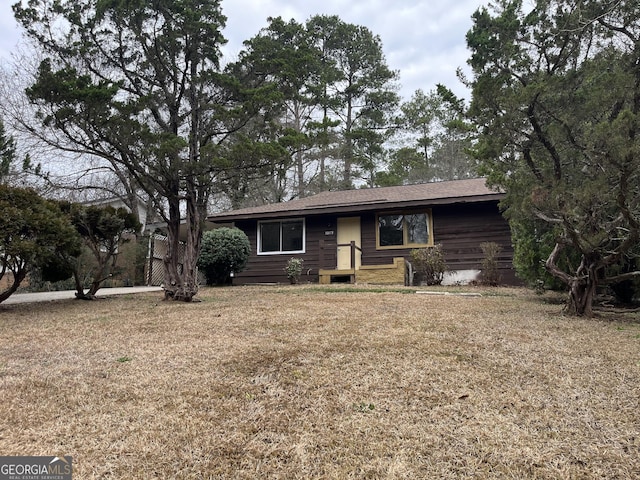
[{"xmin": 198, "ymin": 228, "xmax": 251, "ymax": 285}]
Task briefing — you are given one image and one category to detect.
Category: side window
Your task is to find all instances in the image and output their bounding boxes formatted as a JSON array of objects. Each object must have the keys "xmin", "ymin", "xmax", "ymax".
[
  {"xmin": 406, "ymin": 213, "xmax": 429, "ymax": 244},
  {"xmin": 378, "ymin": 214, "xmax": 404, "ymax": 246},
  {"xmin": 258, "ymin": 219, "xmax": 305, "ymax": 255},
  {"xmin": 376, "ymin": 211, "xmax": 432, "ymax": 249}
]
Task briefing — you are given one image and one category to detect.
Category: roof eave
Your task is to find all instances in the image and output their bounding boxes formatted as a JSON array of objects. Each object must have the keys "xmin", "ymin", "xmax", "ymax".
[{"xmin": 207, "ymin": 193, "xmax": 504, "ymax": 222}]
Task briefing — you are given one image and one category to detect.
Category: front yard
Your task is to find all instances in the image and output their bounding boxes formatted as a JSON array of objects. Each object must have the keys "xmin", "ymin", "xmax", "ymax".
[{"xmin": 0, "ymin": 286, "xmax": 638, "ymax": 478}]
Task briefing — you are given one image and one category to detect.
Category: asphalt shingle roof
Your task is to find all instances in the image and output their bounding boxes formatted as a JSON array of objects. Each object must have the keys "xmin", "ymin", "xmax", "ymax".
[{"xmin": 208, "ymin": 177, "xmax": 502, "ymax": 222}]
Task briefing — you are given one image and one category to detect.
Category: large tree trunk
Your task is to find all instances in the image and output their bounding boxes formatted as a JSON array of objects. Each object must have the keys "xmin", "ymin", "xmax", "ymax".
[
  {"xmin": 163, "ymin": 198, "xmax": 191, "ymax": 301},
  {"xmin": 73, "ymin": 270, "xmax": 90, "ymax": 300},
  {"xmin": 565, "ymin": 275, "xmax": 598, "ymax": 317},
  {"xmin": 162, "ymin": 59, "xmax": 207, "ymax": 304},
  {"xmin": 163, "ymin": 222, "xmax": 198, "ymax": 302},
  {"xmin": 343, "ymin": 93, "xmax": 353, "ymax": 188},
  {"xmin": 173, "ymin": 188, "xmax": 205, "ymax": 303},
  {"xmin": 0, "ymin": 268, "xmax": 27, "ymax": 304},
  {"xmin": 162, "ymin": 51, "xmax": 205, "ymax": 303},
  {"xmin": 293, "ymin": 101, "xmax": 306, "ymax": 199},
  {"xmin": 546, "ymin": 242, "xmax": 599, "ymax": 317}
]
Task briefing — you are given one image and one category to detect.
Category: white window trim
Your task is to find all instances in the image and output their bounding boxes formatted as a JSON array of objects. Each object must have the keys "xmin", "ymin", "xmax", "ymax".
[{"xmin": 257, "ymin": 218, "xmax": 306, "ymax": 255}]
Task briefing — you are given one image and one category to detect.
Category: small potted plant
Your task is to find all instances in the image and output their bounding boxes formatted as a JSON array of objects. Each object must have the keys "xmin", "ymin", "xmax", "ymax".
[{"xmin": 284, "ymin": 257, "xmax": 304, "ymax": 284}]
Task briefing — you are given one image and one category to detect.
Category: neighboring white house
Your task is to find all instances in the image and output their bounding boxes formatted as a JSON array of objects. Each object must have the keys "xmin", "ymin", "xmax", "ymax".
[{"xmin": 83, "ymin": 195, "xmax": 156, "ymax": 233}]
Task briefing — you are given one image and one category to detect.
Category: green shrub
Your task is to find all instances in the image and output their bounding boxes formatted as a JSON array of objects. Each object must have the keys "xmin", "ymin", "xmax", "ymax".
[
  {"xmin": 410, "ymin": 245, "xmax": 447, "ymax": 286},
  {"xmin": 480, "ymin": 241, "xmax": 502, "ymax": 286},
  {"xmin": 510, "ymin": 217, "xmax": 571, "ymax": 291},
  {"xmin": 284, "ymin": 258, "xmax": 304, "ymax": 284},
  {"xmin": 198, "ymin": 228, "xmax": 251, "ymax": 285}
]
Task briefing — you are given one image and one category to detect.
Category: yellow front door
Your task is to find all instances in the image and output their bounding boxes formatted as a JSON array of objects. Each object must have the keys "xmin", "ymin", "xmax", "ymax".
[{"xmin": 337, "ymin": 217, "xmax": 362, "ymax": 270}]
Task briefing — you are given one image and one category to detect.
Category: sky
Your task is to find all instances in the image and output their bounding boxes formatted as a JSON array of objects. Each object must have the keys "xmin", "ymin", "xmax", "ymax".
[{"xmin": 0, "ymin": 0, "xmax": 487, "ymax": 102}]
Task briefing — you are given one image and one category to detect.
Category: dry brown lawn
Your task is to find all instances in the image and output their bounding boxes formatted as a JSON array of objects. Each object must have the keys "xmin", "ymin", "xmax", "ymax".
[{"xmin": 0, "ymin": 285, "xmax": 639, "ymax": 479}]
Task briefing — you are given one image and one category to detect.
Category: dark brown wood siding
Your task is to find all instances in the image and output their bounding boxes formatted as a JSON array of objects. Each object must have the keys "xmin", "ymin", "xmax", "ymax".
[
  {"xmin": 232, "ymin": 215, "xmax": 338, "ymax": 284},
  {"xmin": 433, "ymin": 202, "xmax": 515, "ymax": 283},
  {"xmin": 231, "ymin": 200, "xmax": 518, "ymax": 285},
  {"xmin": 359, "ymin": 202, "xmax": 516, "ymax": 284}
]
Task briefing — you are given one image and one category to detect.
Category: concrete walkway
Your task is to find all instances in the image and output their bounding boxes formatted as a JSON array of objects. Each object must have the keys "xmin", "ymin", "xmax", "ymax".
[{"xmin": 3, "ymin": 286, "xmax": 163, "ymax": 305}]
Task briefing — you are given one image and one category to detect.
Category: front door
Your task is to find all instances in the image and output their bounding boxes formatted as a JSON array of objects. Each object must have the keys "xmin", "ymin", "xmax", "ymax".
[{"xmin": 337, "ymin": 217, "xmax": 362, "ymax": 270}]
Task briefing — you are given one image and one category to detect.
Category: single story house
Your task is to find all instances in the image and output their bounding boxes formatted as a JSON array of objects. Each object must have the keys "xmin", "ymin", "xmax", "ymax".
[{"xmin": 206, "ymin": 178, "xmax": 517, "ymax": 286}]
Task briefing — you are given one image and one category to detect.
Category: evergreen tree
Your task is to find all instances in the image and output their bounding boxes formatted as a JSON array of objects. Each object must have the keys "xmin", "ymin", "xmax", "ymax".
[
  {"xmin": 64, "ymin": 203, "xmax": 141, "ymax": 299},
  {"xmin": 14, "ymin": 0, "xmax": 274, "ymax": 301},
  {"xmin": 466, "ymin": 0, "xmax": 640, "ymax": 316},
  {"xmin": 0, "ymin": 185, "xmax": 81, "ymax": 303},
  {"xmin": 322, "ymin": 17, "xmax": 399, "ymax": 188},
  {"xmin": 390, "ymin": 86, "xmax": 476, "ymax": 185}
]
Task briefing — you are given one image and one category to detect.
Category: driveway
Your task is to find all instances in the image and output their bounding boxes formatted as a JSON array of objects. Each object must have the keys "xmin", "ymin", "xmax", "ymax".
[{"xmin": 2, "ymin": 286, "xmax": 163, "ymax": 305}]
